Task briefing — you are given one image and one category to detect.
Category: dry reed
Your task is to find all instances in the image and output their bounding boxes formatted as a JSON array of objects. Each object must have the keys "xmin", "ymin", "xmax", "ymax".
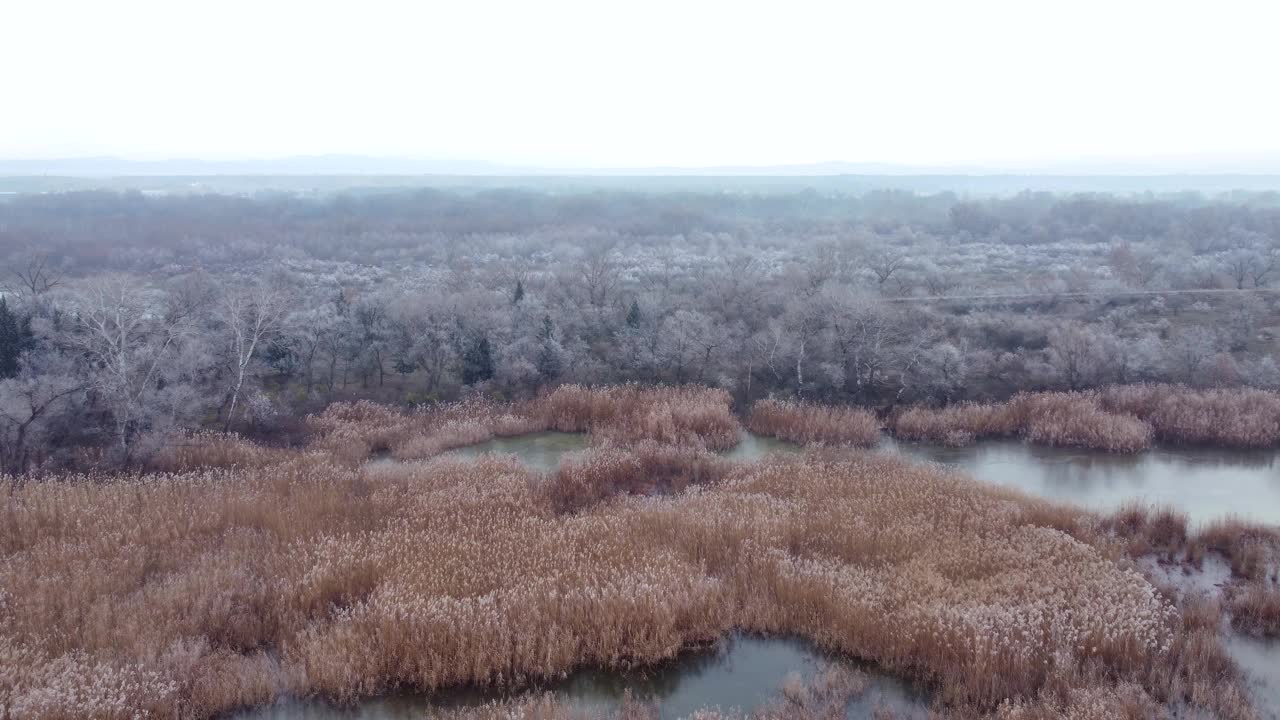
[
  {"xmin": 893, "ymin": 384, "xmax": 1280, "ymax": 452},
  {"xmin": 892, "ymin": 391, "xmax": 1160, "ymax": 453},
  {"xmin": 1227, "ymin": 585, "xmax": 1280, "ymax": 638},
  {"xmin": 0, "ymin": 392, "xmax": 1261, "ymax": 720},
  {"xmin": 306, "ymin": 385, "xmax": 742, "ymax": 464},
  {"xmin": 1101, "ymin": 384, "xmax": 1280, "ymax": 449},
  {"xmin": 746, "ymin": 399, "xmax": 881, "ymax": 447}
]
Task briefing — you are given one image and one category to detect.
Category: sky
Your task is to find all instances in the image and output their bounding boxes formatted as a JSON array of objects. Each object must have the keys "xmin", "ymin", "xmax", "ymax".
[{"xmin": 4, "ymin": 0, "xmax": 1280, "ymax": 170}]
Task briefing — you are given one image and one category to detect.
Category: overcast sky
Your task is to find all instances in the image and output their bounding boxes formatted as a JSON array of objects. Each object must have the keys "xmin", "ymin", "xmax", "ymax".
[{"xmin": 4, "ymin": 0, "xmax": 1279, "ymax": 170}]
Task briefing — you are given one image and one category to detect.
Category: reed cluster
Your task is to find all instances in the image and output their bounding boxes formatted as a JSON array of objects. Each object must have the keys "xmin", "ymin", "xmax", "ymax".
[
  {"xmin": 545, "ymin": 442, "xmax": 732, "ymax": 513},
  {"xmin": 306, "ymin": 385, "xmax": 742, "ymax": 464},
  {"xmin": 538, "ymin": 385, "xmax": 742, "ymax": 451},
  {"xmin": 2, "ymin": 439, "xmax": 1254, "ymax": 719},
  {"xmin": 746, "ymin": 399, "xmax": 881, "ymax": 447},
  {"xmin": 893, "ymin": 385, "xmax": 1280, "ymax": 453},
  {"xmin": 891, "ymin": 403, "xmax": 1018, "ymax": 447},
  {"xmin": 1102, "ymin": 502, "xmax": 1189, "ymax": 559},
  {"xmin": 1100, "ymin": 384, "xmax": 1280, "ymax": 449},
  {"xmin": 1227, "ymin": 586, "xmax": 1280, "ymax": 638}
]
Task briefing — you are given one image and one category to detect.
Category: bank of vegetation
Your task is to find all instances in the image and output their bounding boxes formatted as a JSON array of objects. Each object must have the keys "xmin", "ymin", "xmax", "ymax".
[
  {"xmin": 2, "ymin": 389, "xmax": 1276, "ymax": 719},
  {"xmin": 889, "ymin": 384, "xmax": 1280, "ymax": 452}
]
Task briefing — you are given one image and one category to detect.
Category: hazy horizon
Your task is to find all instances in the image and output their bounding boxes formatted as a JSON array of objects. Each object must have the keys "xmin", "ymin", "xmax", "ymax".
[{"xmin": 6, "ymin": 0, "xmax": 1280, "ymax": 173}]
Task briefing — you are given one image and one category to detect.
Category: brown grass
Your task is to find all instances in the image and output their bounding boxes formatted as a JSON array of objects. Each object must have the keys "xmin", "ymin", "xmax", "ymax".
[
  {"xmin": 746, "ymin": 398, "xmax": 881, "ymax": 447},
  {"xmin": 539, "ymin": 385, "xmax": 742, "ymax": 451},
  {"xmin": 0, "ymin": 393, "xmax": 1262, "ymax": 720},
  {"xmin": 1227, "ymin": 585, "xmax": 1280, "ymax": 638},
  {"xmin": 544, "ymin": 442, "xmax": 733, "ymax": 513},
  {"xmin": 1101, "ymin": 384, "xmax": 1280, "ymax": 449},
  {"xmin": 891, "ymin": 403, "xmax": 1019, "ymax": 447},
  {"xmin": 1102, "ymin": 503, "xmax": 1190, "ymax": 559},
  {"xmin": 891, "ymin": 391, "xmax": 1156, "ymax": 453},
  {"xmin": 306, "ymin": 385, "xmax": 742, "ymax": 464},
  {"xmin": 149, "ymin": 432, "xmax": 300, "ymax": 472},
  {"xmin": 893, "ymin": 384, "xmax": 1280, "ymax": 452},
  {"xmin": 1197, "ymin": 517, "xmax": 1280, "ymax": 581}
]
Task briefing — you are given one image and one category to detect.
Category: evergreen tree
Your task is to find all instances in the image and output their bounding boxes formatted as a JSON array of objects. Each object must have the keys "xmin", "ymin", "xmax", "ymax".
[
  {"xmin": 462, "ymin": 335, "xmax": 495, "ymax": 385},
  {"xmin": 0, "ymin": 297, "xmax": 34, "ymax": 379},
  {"xmin": 536, "ymin": 315, "xmax": 562, "ymax": 381},
  {"xmin": 512, "ymin": 279, "xmax": 525, "ymax": 305},
  {"xmin": 626, "ymin": 300, "xmax": 642, "ymax": 328}
]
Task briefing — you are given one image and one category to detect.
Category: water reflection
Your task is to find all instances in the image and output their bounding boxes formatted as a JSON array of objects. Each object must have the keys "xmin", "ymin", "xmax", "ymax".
[
  {"xmin": 882, "ymin": 437, "xmax": 1280, "ymax": 526},
  {"xmin": 235, "ymin": 635, "xmax": 929, "ymax": 719}
]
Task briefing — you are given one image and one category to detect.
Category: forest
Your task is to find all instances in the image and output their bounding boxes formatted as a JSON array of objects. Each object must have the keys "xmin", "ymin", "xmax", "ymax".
[{"xmin": 2, "ymin": 187, "xmax": 1279, "ymax": 472}]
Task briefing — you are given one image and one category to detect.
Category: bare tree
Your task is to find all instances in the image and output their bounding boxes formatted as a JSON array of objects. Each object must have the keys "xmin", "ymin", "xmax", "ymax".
[
  {"xmin": 215, "ymin": 282, "xmax": 292, "ymax": 431},
  {"xmin": 8, "ymin": 252, "xmax": 63, "ymax": 298},
  {"xmin": 1046, "ymin": 322, "xmax": 1110, "ymax": 390},
  {"xmin": 0, "ymin": 359, "xmax": 82, "ymax": 475},
  {"xmin": 865, "ymin": 249, "xmax": 907, "ymax": 291},
  {"xmin": 67, "ymin": 276, "xmax": 190, "ymax": 458}
]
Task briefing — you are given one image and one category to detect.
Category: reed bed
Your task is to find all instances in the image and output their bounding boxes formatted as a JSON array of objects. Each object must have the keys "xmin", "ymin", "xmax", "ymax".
[
  {"xmin": 149, "ymin": 432, "xmax": 301, "ymax": 472},
  {"xmin": 1101, "ymin": 384, "xmax": 1280, "ymax": 449},
  {"xmin": 1102, "ymin": 502, "xmax": 1190, "ymax": 559},
  {"xmin": 538, "ymin": 385, "xmax": 742, "ymax": 451},
  {"xmin": 305, "ymin": 385, "xmax": 742, "ymax": 464},
  {"xmin": 891, "ymin": 403, "xmax": 1019, "ymax": 447},
  {"xmin": 746, "ymin": 398, "xmax": 881, "ymax": 447},
  {"xmin": 545, "ymin": 442, "xmax": 733, "ymax": 513},
  {"xmin": 1227, "ymin": 585, "xmax": 1280, "ymax": 638},
  {"xmin": 892, "ymin": 385, "xmax": 1280, "ymax": 453},
  {"xmin": 0, "ymin": 415, "xmax": 1256, "ymax": 720},
  {"xmin": 891, "ymin": 391, "xmax": 1154, "ymax": 453}
]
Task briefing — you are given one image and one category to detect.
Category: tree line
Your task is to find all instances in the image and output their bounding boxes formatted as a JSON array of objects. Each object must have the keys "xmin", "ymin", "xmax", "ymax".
[{"xmin": 1, "ymin": 187, "xmax": 1278, "ymax": 473}]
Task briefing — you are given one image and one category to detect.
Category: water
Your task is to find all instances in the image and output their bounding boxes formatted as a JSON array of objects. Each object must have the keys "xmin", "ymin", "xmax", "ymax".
[
  {"xmin": 719, "ymin": 431, "xmax": 803, "ymax": 462},
  {"xmin": 435, "ymin": 431, "xmax": 801, "ymax": 471},
  {"xmin": 1228, "ymin": 635, "xmax": 1280, "ymax": 720},
  {"xmin": 235, "ymin": 635, "xmax": 928, "ymax": 719},
  {"xmin": 441, "ymin": 430, "xmax": 1280, "ymax": 527},
  {"xmin": 444, "ymin": 431, "xmax": 589, "ymax": 472},
  {"xmin": 882, "ymin": 437, "xmax": 1280, "ymax": 527}
]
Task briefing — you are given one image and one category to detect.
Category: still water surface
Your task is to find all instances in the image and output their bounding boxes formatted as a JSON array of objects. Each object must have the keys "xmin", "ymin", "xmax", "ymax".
[
  {"xmin": 1229, "ymin": 635, "xmax": 1280, "ymax": 720},
  {"xmin": 237, "ymin": 635, "xmax": 929, "ymax": 719},
  {"xmin": 882, "ymin": 437, "xmax": 1280, "ymax": 527},
  {"xmin": 444, "ymin": 431, "xmax": 589, "ymax": 472},
  {"xmin": 433, "ymin": 430, "xmax": 1280, "ymax": 527}
]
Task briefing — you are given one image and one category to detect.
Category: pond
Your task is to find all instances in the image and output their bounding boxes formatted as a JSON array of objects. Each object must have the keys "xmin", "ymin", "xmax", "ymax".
[
  {"xmin": 234, "ymin": 635, "xmax": 930, "ymax": 719},
  {"xmin": 437, "ymin": 431, "xmax": 803, "ymax": 471},
  {"xmin": 719, "ymin": 431, "xmax": 804, "ymax": 462},
  {"xmin": 881, "ymin": 438, "xmax": 1280, "ymax": 527},
  {"xmin": 443, "ymin": 431, "xmax": 589, "ymax": 472}
]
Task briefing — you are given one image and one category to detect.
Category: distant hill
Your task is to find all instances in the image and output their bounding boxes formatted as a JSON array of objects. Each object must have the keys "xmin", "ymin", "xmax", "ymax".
[
  {"xmin": 7, "ymin": 153, "xmax": 1280, "ymax": 178},
  {"xmin": 4, "ymin": 155, "xmax": 1280, "ymax": 197}
]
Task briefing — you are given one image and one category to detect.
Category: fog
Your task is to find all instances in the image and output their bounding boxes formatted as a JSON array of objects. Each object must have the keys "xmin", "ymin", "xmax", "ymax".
[{"xmin": 5, "ymin": 0, "xmax": 1280, "ymax": 170}]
